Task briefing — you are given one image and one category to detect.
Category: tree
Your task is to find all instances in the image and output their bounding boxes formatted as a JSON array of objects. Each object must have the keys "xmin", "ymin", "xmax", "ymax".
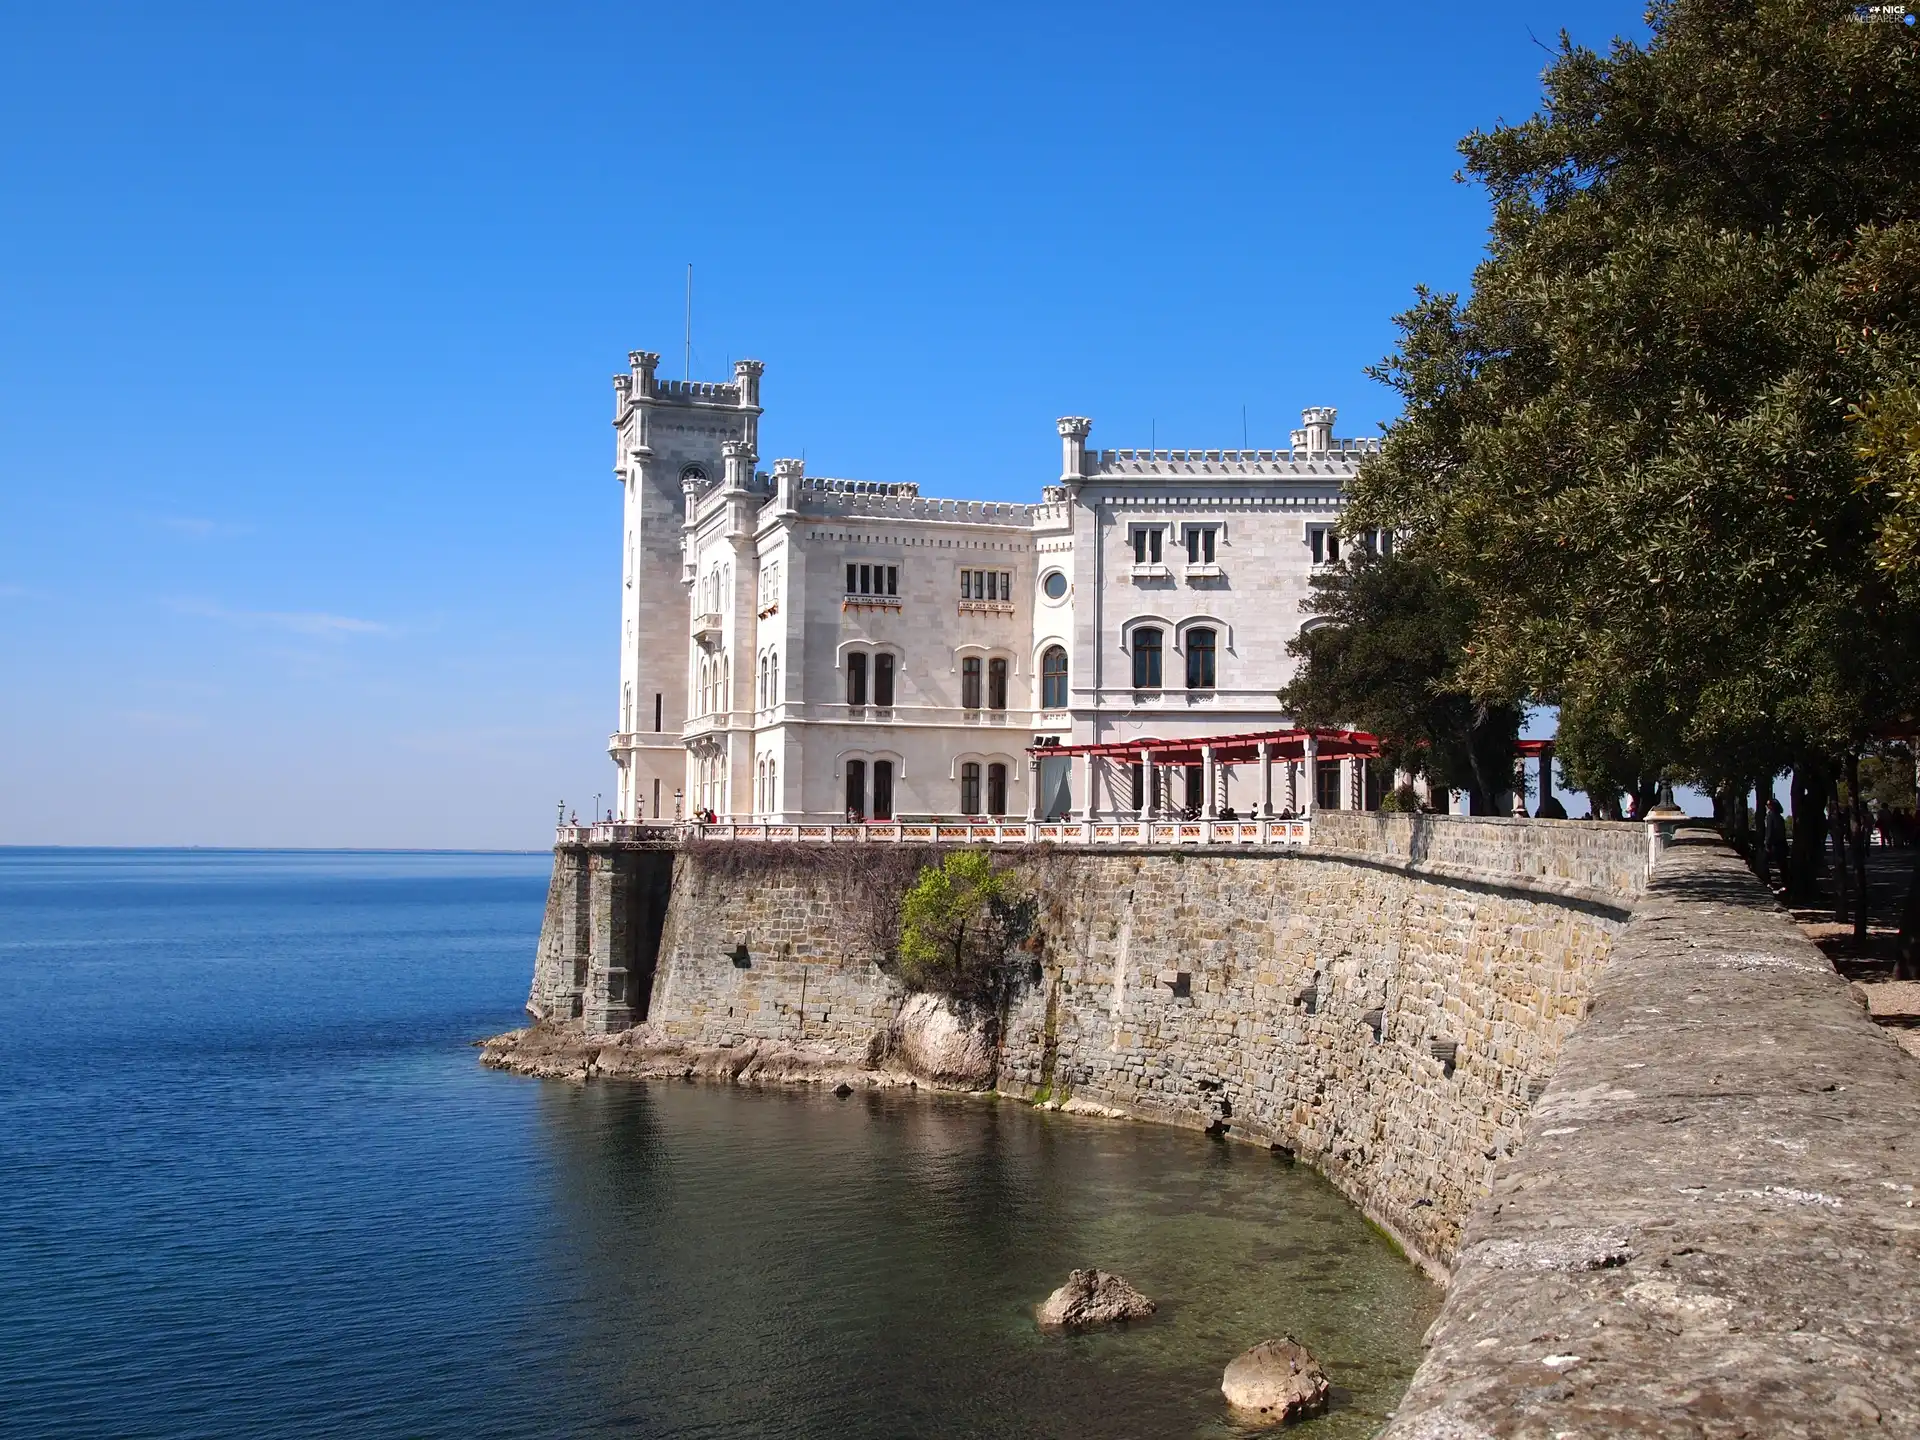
[
  {"xmin": 896, "ymin": 850, "xmax": 1028, "ymax": 1000},
  {"xmin": 1279, "ymin": 552, "xmax": 1519, "ymax": 814},
  {"xmin": 1345, "ymin": 0, "xmax": 1920, "ymax": 900}
]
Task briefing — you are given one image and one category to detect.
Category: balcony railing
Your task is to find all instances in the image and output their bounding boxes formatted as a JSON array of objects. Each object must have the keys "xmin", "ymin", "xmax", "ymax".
[{"xmin": 558, "ymin": 818, "xmax": 1312, "ymax": 849}]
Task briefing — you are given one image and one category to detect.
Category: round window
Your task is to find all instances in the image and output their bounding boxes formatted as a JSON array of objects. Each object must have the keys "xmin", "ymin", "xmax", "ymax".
[{"xmin": 1042, "ymin": 571, "xmax": 1068, "ymax": 600}]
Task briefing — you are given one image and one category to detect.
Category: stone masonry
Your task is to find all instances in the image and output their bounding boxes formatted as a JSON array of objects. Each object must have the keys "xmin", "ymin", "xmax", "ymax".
[
  {"xmin": 1384, "ymin": 831, "xmax": 1920, "ymax": 1438},
  {"xmin": 526, "ymin": 814, "xmax": 1649, "ymax": 1276}
]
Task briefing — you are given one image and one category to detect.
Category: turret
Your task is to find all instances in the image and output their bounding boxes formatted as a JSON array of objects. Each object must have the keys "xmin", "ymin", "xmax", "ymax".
[
  {"xmin": 721, "ymin": 439, "xmax": 756, "ymax": 492},
  {"xmin": 1057, "ymin": 416, "xmax": 1092, "ymax": 482},
  {"xmin": 629, "ymin": 350, "xmax": 660, "ymax": 397},
  {"xmin": 772, "ymin": 457, "xmax": 805, "ymax": 512},
  {"xmin": 1290, "ymin": 406, "xmax": 1336, "ymax": 454},
  {"xmin": 733, "ymin": 359, "xmax": 765, "ymax": 408}
]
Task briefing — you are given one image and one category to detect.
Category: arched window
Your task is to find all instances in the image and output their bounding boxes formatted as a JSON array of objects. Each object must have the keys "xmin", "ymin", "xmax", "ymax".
[
  {"xmin": 845, "ymin": 759, "xmax": 867, "ymax": 820},
  {"xmin": 961, "ymin": 656, "xmax": 982, "ymax": 710},
  {"xmin": 623, "ymin": 682, "xmax": 632, "ymax": 731},
  {"xmin": 1185, "ymin": 627, "xmax": 1216, "ymax": 690},
  {"xmin": 757, "ymin": 654, "xmax": 767, "ymax": 710},
  {"xmin": 1132, "ymin": 628, "xmax": 1163, "ymax": 689},
  {"xmin": 987, "ymin": 763, "xmax": 1007, "ymax": 816},
  {"xmin": 1041, "ymin": 646, "xmax": 1068, "ymax": 709},
  {"xmin": 767, "ymin": 756, "xmax": 777, "ymax": 814},
  {"xmin": 768, "ymin": 651, "xmax": 779, "ymax": 707},
  {"xmin": 847, "ymin": 652, "xmax": 868, "ymax": 707},
  {"xmin": 987, "ymin": 657, "xmax": 1008, "ymax": 711},
  {"xmin": 960, "ymin": 762, "xmax": 982, "ymax": 816},
  {"xmin": 874, "ymin": 652, "xmax": 894, "ymax": 707}
]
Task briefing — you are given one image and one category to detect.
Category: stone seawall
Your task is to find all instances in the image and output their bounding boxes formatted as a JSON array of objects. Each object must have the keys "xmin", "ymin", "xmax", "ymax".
[
  {"xmin": 509, "ymin": 815, "xmax": 1650, "ymax": 1277},
  {"xmin": 1384, "ymin": 832, "xmax": 1920, "ymax": 1437},
  {"xmin": 495, "ymin": 818, "xmax": 1920, "ymax": 1431}
]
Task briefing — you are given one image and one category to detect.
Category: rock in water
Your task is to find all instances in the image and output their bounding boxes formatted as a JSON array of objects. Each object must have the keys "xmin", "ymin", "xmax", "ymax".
[
  {"xmin": 1034, "ymin": 1269, "xmax": 1156, "ymax": 1329},
  {"xmin": 890, "ymin": 993, "xmax": 996, "ymax": 1088},
  {"xmin": 1220, "ymin": 1337, "xmax": 1330, "ymax": 1424}
]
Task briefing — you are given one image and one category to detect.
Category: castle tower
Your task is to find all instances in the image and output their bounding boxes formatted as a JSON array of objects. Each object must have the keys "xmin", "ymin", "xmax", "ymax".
[{"xmin": 609, "ymin": 352, "xmax": 764, "ymax": 822}]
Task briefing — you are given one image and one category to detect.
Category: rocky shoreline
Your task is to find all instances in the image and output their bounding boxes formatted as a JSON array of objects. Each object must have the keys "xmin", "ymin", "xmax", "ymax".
[{"xmin": 478, "ymin": 1017, "xmax": 1132, "ymax": 1121}]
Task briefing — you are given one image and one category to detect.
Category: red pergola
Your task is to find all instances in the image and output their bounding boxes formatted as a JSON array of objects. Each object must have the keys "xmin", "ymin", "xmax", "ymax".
[{"xmin": 1025, "ymin": 725, "xmax": 1384, "ymax": 765}]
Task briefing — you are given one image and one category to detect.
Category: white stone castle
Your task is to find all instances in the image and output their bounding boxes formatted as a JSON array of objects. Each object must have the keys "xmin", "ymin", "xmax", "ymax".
[{"xmin": 606, "ymin": 351, "xmax": 1385, "ymax": 827}]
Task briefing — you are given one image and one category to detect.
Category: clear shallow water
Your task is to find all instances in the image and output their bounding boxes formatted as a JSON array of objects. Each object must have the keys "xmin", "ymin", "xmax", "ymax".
[{"xmin": 0, "ymin": 848, "xmax": 1437, "ymax": 1439}]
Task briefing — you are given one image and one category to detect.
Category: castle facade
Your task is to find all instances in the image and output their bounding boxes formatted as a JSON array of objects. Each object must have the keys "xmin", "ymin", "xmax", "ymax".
[{"xmin": 605, "ymin": 351, "xmax": 1381, "ymax": 826}]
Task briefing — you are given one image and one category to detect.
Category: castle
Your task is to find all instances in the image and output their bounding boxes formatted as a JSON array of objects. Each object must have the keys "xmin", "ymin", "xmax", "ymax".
[{"xmin": 605, "ymin": 350, "xmax": 1386, "ymax": 826}]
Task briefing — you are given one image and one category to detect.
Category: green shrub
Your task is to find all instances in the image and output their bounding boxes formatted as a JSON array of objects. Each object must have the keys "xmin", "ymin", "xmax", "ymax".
[{"xmin": 897, "ymin": 850, "xmax": 1031, "ymax": 1000}]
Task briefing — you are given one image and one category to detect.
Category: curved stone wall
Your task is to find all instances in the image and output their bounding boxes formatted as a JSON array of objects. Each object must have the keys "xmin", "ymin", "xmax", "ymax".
[{"xmin": 1384, "ymin": 832, "xmax": 1920, "ymax": 1437}]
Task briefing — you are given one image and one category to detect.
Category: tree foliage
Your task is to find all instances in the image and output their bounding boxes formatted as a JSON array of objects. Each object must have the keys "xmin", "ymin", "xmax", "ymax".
[
  {"xmin": 896, "ymin": 850, "xmax": 1030, "ymax": 1001},
  {"xmin": 1342, "ymin": 0, "xmax": 1920, "ymax": 794},
  {"xmin": 1279, "ymin": 553, "xmax": 1519, "ymax": 812}
]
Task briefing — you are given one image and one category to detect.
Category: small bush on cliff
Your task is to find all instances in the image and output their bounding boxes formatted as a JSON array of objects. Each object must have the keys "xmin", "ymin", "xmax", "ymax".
[{"xmin": 897, "ymin": 850, "xmax": 1032, "ymax": 1001}]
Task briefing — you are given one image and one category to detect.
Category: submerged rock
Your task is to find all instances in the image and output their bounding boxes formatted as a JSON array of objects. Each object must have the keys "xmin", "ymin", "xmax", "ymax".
[
  {"xmin": 1220, "ymin": 1337, "xmax": 1330, "ymax": 1424},
  {"xmin": 1035, "ymin": 1268, "xmax": 1156, "ymax": 1329}
]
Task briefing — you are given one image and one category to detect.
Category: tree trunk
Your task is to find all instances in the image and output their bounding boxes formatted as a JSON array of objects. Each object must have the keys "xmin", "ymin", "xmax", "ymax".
[
  {"xmin": 1789, "ymin": 760, "xmax": 1825, "ymax": 905},
  {"xmin": 1898, "ymin": 852, "xmax": 1920, "ymax": 982},
  {"xmin": 1848, "ymin": 753, "xmax": 1870, "ymax": 945},
  {"xmin": 1828, "ymin": 780, "xmax": 1850, "ymax": 927},
  {"xmin": 1753, "ymin": 779, "xmax": 1772, "ymax": 888}
]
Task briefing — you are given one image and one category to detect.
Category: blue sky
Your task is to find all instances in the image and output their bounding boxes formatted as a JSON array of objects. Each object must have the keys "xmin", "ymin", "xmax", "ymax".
[{"xmin": 0, "ymin": 1, "xmax": 1654, "ymax": 847}]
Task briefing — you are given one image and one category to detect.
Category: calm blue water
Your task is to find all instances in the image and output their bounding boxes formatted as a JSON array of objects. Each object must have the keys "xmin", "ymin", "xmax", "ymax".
[{"xmin": 0, "ymin": 849, "xmax": 1435, "ymax": 1439}]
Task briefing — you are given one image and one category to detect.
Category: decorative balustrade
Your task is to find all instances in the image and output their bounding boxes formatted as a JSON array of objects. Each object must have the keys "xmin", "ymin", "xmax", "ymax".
[{"xmin": 557, "ymin": 818, "xmax": 1313, "ymax": 849}]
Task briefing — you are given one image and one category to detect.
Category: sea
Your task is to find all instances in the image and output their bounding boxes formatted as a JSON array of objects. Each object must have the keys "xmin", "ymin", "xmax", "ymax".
[{"xmin": 0, "ymin": 848, "xmax": 1437, "ymax": 1439}]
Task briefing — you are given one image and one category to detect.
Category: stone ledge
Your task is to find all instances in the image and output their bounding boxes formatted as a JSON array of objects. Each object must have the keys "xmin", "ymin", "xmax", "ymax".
[{"xmin": 1384, "ymin": 832, "xmax": 1920, "ymax": 1439}]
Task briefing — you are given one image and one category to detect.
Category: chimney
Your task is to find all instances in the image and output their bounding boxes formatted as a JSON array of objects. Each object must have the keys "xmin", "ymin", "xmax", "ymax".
[
  {"xmin": 1057, "ymin": 416, "xmax": 1092, "ymax": 482},
  {"xmin": 1290, "ymin": 406, "xmax": 1336, "ymax": 454},
  {"xmin": 629, "ymin": 350, "xmax": 660, "ymax": 397},
  {"xmin": 733, "ymin": 358, "xmax": 764, "ymax": 408}
]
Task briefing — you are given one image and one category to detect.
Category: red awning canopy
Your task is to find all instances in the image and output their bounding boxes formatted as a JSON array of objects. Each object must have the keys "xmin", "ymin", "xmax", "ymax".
[{"xmin": 1027, "ymin": 726, "xmax": 1383, "ymax": 766}]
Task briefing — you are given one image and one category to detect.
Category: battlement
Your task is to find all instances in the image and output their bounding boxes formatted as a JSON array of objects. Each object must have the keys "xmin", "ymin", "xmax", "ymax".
[
  {"xmin": 654, "ymin": 378, "xmax": 743, "ymax": 403},
  {"xmin": 1087, "ymin": 443, "xmax": 1379, "ymax": 477},
  {"xmin": 792, "ymin": 480, "xmax": 1033, "ymax": 526}
]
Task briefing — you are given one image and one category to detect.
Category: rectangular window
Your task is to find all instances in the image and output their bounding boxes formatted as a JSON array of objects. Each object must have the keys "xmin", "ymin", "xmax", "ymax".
[
  {"xmin": 874, "ymin": 653, "xmax": 895, "ymax": 707},
  {"xmin": 1131, "ymin": 527, "xmax": 1164, "ymax": 564},
  {"xmin": 1184, "ymin": 764, "xmax": 1204, "ymax": 814},
  {"xmin": 960, "ymin": 762, "xmax": 981, "ymax": 816},
  {"xmin": 654, "ymin": 693, "xmax": 662, "ymax": 733},
  {"xmin": 1308, "ymin": 527, "xmax": 1340, "ymax": 566},
  {"xmin": 961, "ymin": 656, "xmax": 982, "ymax": 710},
  {"xmin": 961, "ymin": 569, "xmax": 1012, "ymax": 601},
  {"xmin": 1129, "ymin": 763, "xmax": 1144, "ymax": 812},
  {"xmin": 847, "ymin": 653, "xmax": 868, "ymax": 707},
  {"xmin": 1316, "ymin": 762, "xmax": 1343, "ymax": 812},
  {"xmin": 1185, "ymin": 527, "xmax": 1216, "ymax": 563},
  {"xmin": 987, "ymin": 657, "xmax": 1007, "ymax": 711},
  {"xmin": 987, "ymin": 763, "xmax": 1007, "ymax": 816},
  {"xmin": 652, "ymin": 778, "xmax": 660, "ymax": 819},
  {"xmin": 846, "ymin": 760, "xmax": 867, "ymax": 820},
  {"xmin": 847, "ymin": 563, "xmax": 897, "ymax": 596},
  {"xmin": 873, "ymin": 761, "xmax": 894, "ymax": 821}
]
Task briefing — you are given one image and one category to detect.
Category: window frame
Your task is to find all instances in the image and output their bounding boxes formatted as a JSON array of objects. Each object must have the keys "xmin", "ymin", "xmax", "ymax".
[
  {"xmin": 986, "ymin": 763, "xmax": 1008, "ymax": 816},
  {"xmin": 1185, "ymin": 626, "xmax": 1217, "ymax": 690},
  {"xmin": 960, "ymin": 655, "xmax": 983, "ymax": 710},
  {"xmin": 1131, "ymin": 626, "xmax": 1163, "ymax": 689},
  {"xmin": 960, "ymin": 761, "xmax": 982, "ymax": 816},
  {"xmin": 1040, "ymin": 645, "xmax": 1069, "ymax": 710}
]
